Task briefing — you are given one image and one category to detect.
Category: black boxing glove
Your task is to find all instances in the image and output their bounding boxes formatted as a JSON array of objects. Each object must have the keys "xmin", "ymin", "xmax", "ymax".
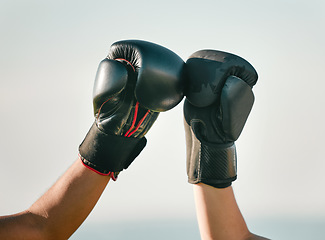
[
  {"xmin": 183, "ymin": 50, "xmax": 258, "ymax": 188},
  {"xmin": 79, "ymin": 40, "xmax": 184, "ymax": 179}
]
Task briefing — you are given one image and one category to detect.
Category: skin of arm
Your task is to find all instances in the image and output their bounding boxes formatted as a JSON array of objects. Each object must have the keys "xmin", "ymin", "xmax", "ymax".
[
  {"xmin": 0, "ymin": 158, "xmax": 110, "ymax": 240},
  {"xmin": 193, "ymin": 183, "xmax": 270, "ymax": 240}
]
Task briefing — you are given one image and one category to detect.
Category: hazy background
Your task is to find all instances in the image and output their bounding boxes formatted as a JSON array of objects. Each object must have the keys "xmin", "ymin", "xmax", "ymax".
[{"xmin": 1, "ymin": 0, "xmax": 324, "ymax": 239}]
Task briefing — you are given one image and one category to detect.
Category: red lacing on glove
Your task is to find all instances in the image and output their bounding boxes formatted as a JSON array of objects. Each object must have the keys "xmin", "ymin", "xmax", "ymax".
[
  {"xmin": 114, "ymin": 58, "xmax": 136, "ymax": 72},
  {"xmin": 124, "ymin": 102, "xmax": 150, "ymax": 137}
]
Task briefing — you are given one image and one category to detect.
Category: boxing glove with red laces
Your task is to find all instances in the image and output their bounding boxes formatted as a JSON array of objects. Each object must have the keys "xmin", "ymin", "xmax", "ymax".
[
  {"xmin": 184, "ymin": 50, "xmax": 258, "ymax": 188},
  {"xmin": 80, "ymin": 40, "xmax": 184, "ymax": 180}
]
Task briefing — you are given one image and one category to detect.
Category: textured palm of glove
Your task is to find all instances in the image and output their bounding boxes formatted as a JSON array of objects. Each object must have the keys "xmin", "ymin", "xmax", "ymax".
[
  {"xmin": 79, "ymin": 40, "xmax": 185, "ymax": 179},
  {"xmin": 184, "ymin": 50, "xmax": 258, "ymax": 188}
]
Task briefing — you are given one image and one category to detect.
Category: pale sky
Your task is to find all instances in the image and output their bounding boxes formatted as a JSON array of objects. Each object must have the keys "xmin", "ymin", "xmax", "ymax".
[{"xmin": 1, "ymin": 0, "xmax": 325, "ymax": 230}]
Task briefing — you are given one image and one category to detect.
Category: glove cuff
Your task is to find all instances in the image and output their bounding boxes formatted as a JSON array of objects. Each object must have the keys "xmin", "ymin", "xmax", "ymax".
[
  {"xmin": 195, "ymin": 141, "xmax": 237, "ymax": 188},
  {"xmin": 79, "ymin": 122, "xmax": 147, "ymax": 175},
  {"xmin": 185, "ymin": 121, "xmax": 237, "ymax": 188}
]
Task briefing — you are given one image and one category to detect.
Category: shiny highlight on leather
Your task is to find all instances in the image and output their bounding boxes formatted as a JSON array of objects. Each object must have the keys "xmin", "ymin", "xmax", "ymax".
[
  {"xmin": 185, "ymin": 50, "xmax": 258, "ymax": 108},
  {"xmin": 109, "ymin": 40, "xmax": 185, "ymax": 112}
]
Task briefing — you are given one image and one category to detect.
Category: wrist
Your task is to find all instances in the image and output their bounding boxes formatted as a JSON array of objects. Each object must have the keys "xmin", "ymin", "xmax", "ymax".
[{"xmin": 79, "ymin": 122, "xmax": 147, "ymax": 176}]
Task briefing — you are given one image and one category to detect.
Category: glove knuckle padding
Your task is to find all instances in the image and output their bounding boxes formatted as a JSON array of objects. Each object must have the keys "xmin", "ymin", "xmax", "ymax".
[
  {"xmin": 185, "ymin": 49, "xmax": 258, "ymax": 108},
  {"xmin": 221, "ymin": 76, "xmax": 254, "ymax": 141},
  {"xmin": 185, "ymin": 58, "xmax": 223, "ymax": 107},
  {"xmin": 108, "ymin": 40, "xmax": 185, "ymax": 112}
]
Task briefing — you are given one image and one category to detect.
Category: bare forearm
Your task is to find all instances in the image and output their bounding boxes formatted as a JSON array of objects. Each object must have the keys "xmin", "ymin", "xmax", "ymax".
[
  {"xmin": 0, "ymin": 211, "xmax": 44, "ymax": 239},
  {"xmin": 0, "ymin": 159, "xmax": 110, "ymax": 240},
  {"xmin": 193, "ymin": 183, "xmax": 250, "ymax": 240},
  {"xmin": 193, "ymin": 184, "xmax": 270, "ymax": 240},
  {"xmin": 194, "ymin": 184, "xmax": 269, "ymax": 240}
]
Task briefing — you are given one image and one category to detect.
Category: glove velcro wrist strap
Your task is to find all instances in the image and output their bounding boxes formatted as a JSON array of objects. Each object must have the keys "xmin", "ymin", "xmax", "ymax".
[
  {"xmin": 79, "ymin": 122, "xmax": 147, "ymax": 175},
  {"xmin": 187, "ymin": 135, "xmax": 237, "ymax": 188}
]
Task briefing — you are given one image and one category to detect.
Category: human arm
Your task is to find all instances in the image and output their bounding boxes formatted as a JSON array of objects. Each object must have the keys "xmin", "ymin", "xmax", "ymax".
[
  {"xmin": 193, "ymin": 184, "xmax": 269, "ymax": 240},
  {"xmin": 0, "ymin": 159, "xmax": 110, "ymax": 240},
  {"xmin": 0, "ymin": 39, "xmax": 185, "ymax": 240},
  {"xmin": 184, "ymin": 50, "xmax": 268, "ymax": 239}
]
